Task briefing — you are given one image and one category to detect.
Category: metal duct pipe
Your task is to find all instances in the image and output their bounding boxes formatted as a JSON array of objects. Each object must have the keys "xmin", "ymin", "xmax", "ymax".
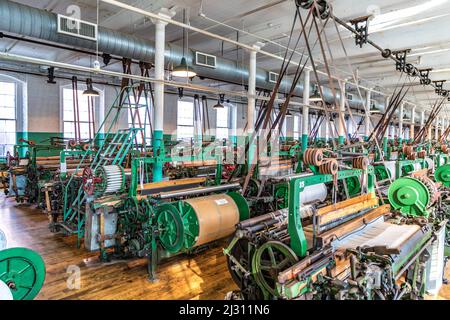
[{"xmin": 0, "ymin": 0, "xmax": 383, "ymax": 111}]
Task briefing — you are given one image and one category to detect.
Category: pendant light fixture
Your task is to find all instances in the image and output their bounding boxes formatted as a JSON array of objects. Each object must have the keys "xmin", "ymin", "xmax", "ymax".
[
  {"xmin": 213, "ymin": 94, "xmax": 225, "ymax": 109},
  {"xmin": 309, "ymin": 84, "xmax": 322, "ymax": 102},
  {"xmin": 83, "ymin": 78, "xmax": 99, "ymax": 97},
  {"xmin": 172, "ymin": 9, "xmax": 197, "ymax": 79}
]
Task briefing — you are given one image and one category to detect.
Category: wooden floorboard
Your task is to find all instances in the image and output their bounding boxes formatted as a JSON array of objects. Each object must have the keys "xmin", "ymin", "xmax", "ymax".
[{"xmin": 0, "ymin": 195, "xmax": 449, "ymax": 300}]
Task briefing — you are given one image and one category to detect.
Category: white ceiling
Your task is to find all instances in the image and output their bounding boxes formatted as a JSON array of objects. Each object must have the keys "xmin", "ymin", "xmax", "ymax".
[{"xmin": 2, "ymin": 0, "xmax": 450, "ymax": 113}]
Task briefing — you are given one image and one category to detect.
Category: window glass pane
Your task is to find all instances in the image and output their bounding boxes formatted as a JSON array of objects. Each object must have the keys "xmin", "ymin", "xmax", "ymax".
[
  {"xmin": 177, "ymin": 126, "xmax": 194, "ymax": 140},
  {"xmin": 63, "ymin": 88, "xmax": 98, "ymax": 139},
  {"xmin": 177, "ymin": 100, "xmax": 194, "ymax": 139},
  {"xmin": 216, "ymin": 107, "xmax": 228, "ymax": 128},
  {"xmin": 293, "ymin": 115, "xmax": 300, "ymax": 140},
  {"xmin": 177, "ymin": 101, "xmax": 194, "ymax": 126},
  {"xmin": 64, "ymin": 121, "xmax": 75, "ymax": 139},
  {"xmin": 0, "ymin": 82, "xmax": 15, "ymax": 95},
  {"xmin": 0, "ymin": 82, "xmax": 16, "ymax": 156},
  {"xmin": 0, "ymin": 94, "xmax": 15, "ymax": 108}
]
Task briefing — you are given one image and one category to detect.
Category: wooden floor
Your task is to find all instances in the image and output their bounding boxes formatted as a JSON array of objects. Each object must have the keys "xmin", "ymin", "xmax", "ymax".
[{"xmin": 0, "ymin": 194, "xmax": 449, "ymax": 300}]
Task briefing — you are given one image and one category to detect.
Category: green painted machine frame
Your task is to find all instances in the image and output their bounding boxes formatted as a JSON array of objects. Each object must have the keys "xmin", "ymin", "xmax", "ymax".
[{"xmin": 288, "ymin": 167, "xmax": 375, "ymax": 257}]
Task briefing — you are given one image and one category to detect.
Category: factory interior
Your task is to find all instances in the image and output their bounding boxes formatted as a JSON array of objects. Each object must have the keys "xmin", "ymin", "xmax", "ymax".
[{"xmin": 2, "ymin": 0, "xmax": 450, "ymax": 303}]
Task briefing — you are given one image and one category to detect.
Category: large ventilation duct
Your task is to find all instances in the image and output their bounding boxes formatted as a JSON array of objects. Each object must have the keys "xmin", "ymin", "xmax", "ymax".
[{"xmin": 0, "ymin": 0, "xmax": 383, "ymax": 111}]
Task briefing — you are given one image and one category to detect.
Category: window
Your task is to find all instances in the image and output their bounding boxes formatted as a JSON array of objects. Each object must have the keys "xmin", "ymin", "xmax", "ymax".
[
  {"xmin": 216, "ymin": 106, "xmax": 229, "ymax": 140},
  {"xmin": 63, "ymin": 88, "xmax": 96, "ymax": 140},
  {"xmin": 177, "ymin": 100, "xmax": 195, "ymax": 140},
  {"xmin": 293, "ymin": 115, "xmax": 300, "ymax": 140},
  {"xmin": 127, "ymin": 95, "xmax": 152, "ymax": 145},
  {"xmin": 0, "ymin": 82, "xmax": 16, "ymax": 156}
]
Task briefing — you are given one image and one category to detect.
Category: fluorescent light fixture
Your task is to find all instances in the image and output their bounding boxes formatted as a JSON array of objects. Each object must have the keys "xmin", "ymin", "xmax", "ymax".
[{"xmin": 369, "ymin": 0, "xmax": 448, "ymax": 33}]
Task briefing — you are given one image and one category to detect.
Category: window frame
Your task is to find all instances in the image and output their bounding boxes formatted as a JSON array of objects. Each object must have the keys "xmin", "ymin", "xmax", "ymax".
[
  {"xmin": 61, "ymin": 86, "xmax": 100, "ymax": 141},
  {"xmin": 177, "ymin": 99, "xmax": 195, "ymax": 140},
  {"xmin": 0, "ymin": 81, "xmax": 17, "ymax": 157}
]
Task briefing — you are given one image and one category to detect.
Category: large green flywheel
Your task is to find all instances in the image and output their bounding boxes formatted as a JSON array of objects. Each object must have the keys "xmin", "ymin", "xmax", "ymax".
[
  {"xmin": 435, "ymin": 164, "xmax": 450, "ymax": 187},
  {"xmin": 0, "ymin": 247, "xmax": 46, "ymax": 300},
  {"xmin": 388, "ymin": 177, "xmax": 431, "ymax": 217},
  {"xmin": 155, "ymin": 204, "xmax": 185, "ymax": 254}
]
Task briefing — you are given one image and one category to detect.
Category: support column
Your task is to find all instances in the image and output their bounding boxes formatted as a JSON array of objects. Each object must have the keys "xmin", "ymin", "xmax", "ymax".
[
  {"xmin": 338, "ymin": 81, "xmax": 346, "ymax": 145},
  {"xmin": 302, "ymin": 70, "xmax": 311, "ymax": 151},
  {"xmin": 247, "ymin": 42, "xmax": 263, "ymax": 169},
  {"xmin": 364, "ymin": 90, "xmax": 371, "ymax": 141},
  {"xmin": 410, "ymin": 106, "xmax": 416, "ymax": 143},
  {"xmin": 398, "ymin": 102, "xmax": 404, "ymax": 145},
  {"xmin": 152, "ymin": 10, "xmax": 174, "ymax": 182}
]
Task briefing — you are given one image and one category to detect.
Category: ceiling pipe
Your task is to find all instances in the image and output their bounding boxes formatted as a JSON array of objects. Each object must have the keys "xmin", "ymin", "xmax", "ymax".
[{"xmin": 0, "ymin": 0, "xmax": 384, "ymax": 111}]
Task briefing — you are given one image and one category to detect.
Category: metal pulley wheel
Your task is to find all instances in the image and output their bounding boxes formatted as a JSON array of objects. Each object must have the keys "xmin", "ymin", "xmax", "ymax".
[
  {"xmin": 251, "ymin": 241, "xmax": 298, "ymax": 298},
  {"xmin": 403, "ymin": 145, "xmax": 414, "ymax": 157},
  {"xmin": 155, "ymin": 204, "xmax": 185, "ymax": 254},
  {"xmin": 0, "ymin": 248, "xmax": 46, "ymax": 300},
  {"xmin": 407, "ymin": 153, "xmax": 417, "ymax": 161},
  {"xmin": 244, "ymin": 178, "xmax": 261, "ymax": 197},
  {"xmin": 352, "ymin": 156, "xmax": 369, "ymax": 170},
  {"xmin": 435, "ymin": 164, "xmax": 450, "ymax": 187},
  {"xmin": 319, "ymin": 159, "xmax": 338, "ymax": 175},
  {"xmin": 418, "ymin": 150, "xmax": 426, "ymax": 159},
  {"xmin": 303, "ymin": 148, "xmax": 324, "ymax": 166},
  {"xmin": 388, "ymin": 177, "xmax": 431, "ymax": 217},
  {"xmin": 68, "ymin": 139, "xmax": 78, "ymax": 149},
  {"xmin": 295, "ymin": 0, "xmax": 314, "ymax": 9},
  {"xmin": 312, "ymin": 0, "xmax": 331, "ymax": 20}
]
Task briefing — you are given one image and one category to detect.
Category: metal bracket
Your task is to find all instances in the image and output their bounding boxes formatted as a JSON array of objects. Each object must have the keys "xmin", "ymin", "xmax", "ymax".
[
  {"xmin": 393, "ymin": 49, "xmax": 411, "ymax": 72},
  {"xmin": 350, "ymin": 16, "xmax": 370, "ymax": 48},
  {"xmin": 433, "ymin": 80, "xmax": 446, "ymax": 95},
  {"xmin": 419, "ymin": 68, "xmax": 432, "ymax": 86}
]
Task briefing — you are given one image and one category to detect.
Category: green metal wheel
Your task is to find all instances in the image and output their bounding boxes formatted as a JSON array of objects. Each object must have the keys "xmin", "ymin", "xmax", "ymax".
[
  {"xmin": 251, "ymin": 241, "xmax": 298, "ymax": 298},
  {"xmin": 345, "ymin": 176, "xmax": 361, "ymax": 197},
  {"xmin": 155, "ymin": 204, "xmax": 185, "ymax": 254},
  {"xmin": 274, "ymin": 184, "xmax": 289, "ymax": 210},
  {"xmin": 0, "ymin": 248, "xmax": 46, "ymax": 300},
  {"xmin": 402, "ymin": 164, "xmax": 415, "ymax": 176},
  {"xmin": 374, "ymin": 165, "xmax": 391, "ymax": 181},
  {"xmin": 179, "ymin": 201, "xmax": 200, "ymax": 250},
  {"xmin": 244, "ymin": 179, "xmax": 261, "ymax": 197},
  {"xmin": 388, "ymin": 177, "xmax": 430, "ymax": 217},
  {"xmin": 227, "ymin": 192, "xmax": 250, "ymax": 220},
  {"xmin": 435, "ymin": 164, "xmax": 450, "ymax": 187}
]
